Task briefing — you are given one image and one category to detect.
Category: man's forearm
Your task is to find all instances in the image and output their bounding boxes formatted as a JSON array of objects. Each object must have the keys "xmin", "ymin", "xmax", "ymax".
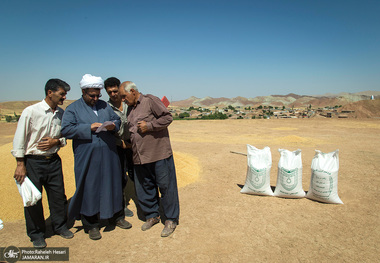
[
  {"xmin": 150, "ymin": 113, "xmax": 173, "ymax": 131},
  {"xmin": 14, "ymin": 158, "xmax": 26, "ymax": 183}
]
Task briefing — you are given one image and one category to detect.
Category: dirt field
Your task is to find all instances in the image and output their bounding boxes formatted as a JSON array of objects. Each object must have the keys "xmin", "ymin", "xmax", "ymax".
[{"xmin": 1, "ymin": 118, "xmax": 380, "ymax": 262}]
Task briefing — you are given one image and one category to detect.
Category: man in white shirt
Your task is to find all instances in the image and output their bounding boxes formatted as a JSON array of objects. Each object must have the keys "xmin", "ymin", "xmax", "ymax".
[{"xmin": 12, "ymin": 78, "xmax": 73, "ymax": 249}]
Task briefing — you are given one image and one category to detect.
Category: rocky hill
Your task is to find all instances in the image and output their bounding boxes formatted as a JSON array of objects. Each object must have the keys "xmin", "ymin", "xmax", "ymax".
[
  {"xmin": 338, "ymin": 99, "xmax": 380, "ymax": 118},
  {"xmin": 171, "ymin": 91, "xmax": 380, "ymax": 108}
]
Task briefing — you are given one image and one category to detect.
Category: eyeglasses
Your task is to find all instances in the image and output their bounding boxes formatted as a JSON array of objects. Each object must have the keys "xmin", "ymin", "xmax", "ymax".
[{"xmin": 86, "ymin": 93, "xmax": 102, "ymax": 98}]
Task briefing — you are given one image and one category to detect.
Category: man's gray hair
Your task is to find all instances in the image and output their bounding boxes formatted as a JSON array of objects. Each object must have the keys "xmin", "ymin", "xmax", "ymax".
[{"xmin": 124, "ymin": 82, "xmax": 139, "ymax": 93}]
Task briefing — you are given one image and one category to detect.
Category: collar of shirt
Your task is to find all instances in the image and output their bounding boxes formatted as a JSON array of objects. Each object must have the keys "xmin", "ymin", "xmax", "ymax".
[
  {"xmin": 108, "ymin": 100, "xmax": 125, "ymax": 113},
  {"xmin": 134, "ymin": 93, "xmax": 143, "ymax": 108},
  {"xmin": 41, "ymin": 99, "xmax": 57, "ymax": 113}
]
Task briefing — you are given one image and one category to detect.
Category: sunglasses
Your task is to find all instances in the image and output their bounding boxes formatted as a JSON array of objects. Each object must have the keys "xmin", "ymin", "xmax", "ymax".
[{"xmin": 86, "ymin": 93, "xmax": 102, "ymax": 98}]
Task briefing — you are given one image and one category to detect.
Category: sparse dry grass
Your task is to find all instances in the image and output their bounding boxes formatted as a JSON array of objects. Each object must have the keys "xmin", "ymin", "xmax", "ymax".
[{"xmin": 1, "ymin": 118, "xmax": 380, "ymax": 262}]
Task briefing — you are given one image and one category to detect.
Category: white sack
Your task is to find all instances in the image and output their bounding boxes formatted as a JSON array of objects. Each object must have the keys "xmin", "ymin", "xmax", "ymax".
[
  {"xmin": 274, "ymin": 149, "xmax": 305, "ymax": 198},
  {"xmin": 15, "ymin": 177, "xmax": 42, "ymax": 207},
  {"xmin": 306, "ymin": 150, "xmax": 343, "ymax": 204},
  {"xmin": 241, "ymin": 145, "xmax": 274, "ymax": 196},
  {"xmin": 0, "ymin": 219, "xmax": 3, "ymax": 230}
]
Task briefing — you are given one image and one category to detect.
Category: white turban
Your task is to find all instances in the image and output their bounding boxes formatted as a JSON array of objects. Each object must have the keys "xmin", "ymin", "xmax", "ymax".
[{"xmin": 79, "ymin": 74, "xmax": 104, "ymax": 89}]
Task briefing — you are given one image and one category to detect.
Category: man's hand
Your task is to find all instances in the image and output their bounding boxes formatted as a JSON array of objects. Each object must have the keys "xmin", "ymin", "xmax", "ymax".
[
  {"xmin": 125, "ymin": 140, "xmax": 132, "ymax": 149},
  {"xmin": 137, "ymin": 121, "xmax": 149, "ymax": 134},
  {"xmin": 14, "ymin": 159, "xmax": 26, "ymax": 184},
  {"xmin": 91, "ymin": 122, "xmax": 102, "ymax": 131},
  {"xmin": 37, "ymin": 137, "xmax": 59, "ymax": 151},
  {"xmin": 121, "ymin": 140, "xmax": 132, "ymax": 149},
  {"xmin": 105, "ymin": 123, "xmax": 116, "ymax": 131}
]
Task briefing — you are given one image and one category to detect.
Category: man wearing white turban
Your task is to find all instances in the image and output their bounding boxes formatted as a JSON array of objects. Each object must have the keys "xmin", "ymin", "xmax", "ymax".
[{"xmin": 61, "ymin": 74, "xmax": 132, "ymax": 240}]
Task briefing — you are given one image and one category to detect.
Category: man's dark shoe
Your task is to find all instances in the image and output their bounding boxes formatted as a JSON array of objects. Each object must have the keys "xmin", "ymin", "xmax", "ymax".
[
  {"xmin": 116, "ymin": 219, "xmax": 132, "ymax": 229},
  {"xmin": 161, "ymin": 220, "xmax": 177, "ymax": 237},
  {"xmin": 141, "ymin": 216, "xmax": 160, "ymax": 231},
  {"xmin": 88, "ymin": 227, "xmax": 102, "ymax": 240},
  {"xmin": 33, "ymin": 239, "xmax": 47, "ymax": 249},
  {"xmin": 59, "ymin": 229, "xmax": 74, "ymax": 239},
  {"xmin": 124, "ymin": 206, "xmax": 134, "ymax": 217}
]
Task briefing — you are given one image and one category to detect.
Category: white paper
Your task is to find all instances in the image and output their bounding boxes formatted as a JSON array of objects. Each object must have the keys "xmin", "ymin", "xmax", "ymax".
[{"xmin": 95, "ymin": 121, "xmax": 115, "ymax": 133}]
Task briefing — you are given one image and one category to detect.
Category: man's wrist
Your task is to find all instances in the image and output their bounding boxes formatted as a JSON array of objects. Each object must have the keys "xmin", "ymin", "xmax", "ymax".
[
  {"xmin": 16, "ymin": 158, "xmax": 25, "ymax": 165},
  {"xmin": 147, "ymin": 122, "xmax": 153, "ymax": 131}
]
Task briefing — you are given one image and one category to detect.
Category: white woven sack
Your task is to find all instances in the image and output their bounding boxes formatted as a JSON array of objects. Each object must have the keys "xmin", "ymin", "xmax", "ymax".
[
  {"xmin": 241, "ymin": 145, "xmax": 274, "ymax": 196},
  {"xmin": 306, "ymin": 150, "xmax": 343, "ymax": 204},
  {"xmin": 15, "ymin": 177, "xmax": 42, "ymax": 207},
  {"xmin": 274, "ymin": 149, "xmax": 305, "ymax": 198}
]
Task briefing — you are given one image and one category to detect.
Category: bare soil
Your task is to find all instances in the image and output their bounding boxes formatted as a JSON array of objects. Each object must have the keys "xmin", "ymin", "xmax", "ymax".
[{"xmin": 1, "ymin": 119, "xmax": 380, "ymax": 262}]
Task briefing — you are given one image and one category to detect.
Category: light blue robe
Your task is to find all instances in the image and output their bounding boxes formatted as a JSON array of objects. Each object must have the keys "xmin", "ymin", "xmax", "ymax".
[{"xmin": 61, "ymin": 97, "xmax": 123, "ymax": 220}]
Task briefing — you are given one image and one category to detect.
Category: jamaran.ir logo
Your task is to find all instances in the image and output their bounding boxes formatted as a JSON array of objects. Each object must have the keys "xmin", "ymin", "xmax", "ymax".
[{"xmin": 3, "ymin": 246, "xmax": 21, "ymax": 263}]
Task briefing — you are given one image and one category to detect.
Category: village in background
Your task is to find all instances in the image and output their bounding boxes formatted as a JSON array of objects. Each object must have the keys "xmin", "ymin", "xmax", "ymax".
[{"xmin": 0, "ymin": 91, "xmax": 379, "ymax": 122}]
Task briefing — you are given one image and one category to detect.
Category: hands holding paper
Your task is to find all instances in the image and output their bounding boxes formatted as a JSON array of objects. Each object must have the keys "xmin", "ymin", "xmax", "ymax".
[{"xmin": 91, "ymin": 121, "xmax": 116, "ymax": 133}]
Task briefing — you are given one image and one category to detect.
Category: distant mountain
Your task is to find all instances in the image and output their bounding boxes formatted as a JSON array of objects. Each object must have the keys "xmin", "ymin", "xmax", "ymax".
[
  {"xmin": 338, "ymin": 99, "xmax": 380, "ymax": 118},
  {"xmin": 0, "ymin": 100, "xmax": 75, "ymax": 115},
  {"xmin": 171, "ymin": 91, "xmax": 380, "ymax": 108},
  {"xmin": 312, "ymin": 91, "xmax": 380, "ymax": 97},
  {"xmin": 1, "ymin": 91, "xmax": 379, "ymax": 115}
]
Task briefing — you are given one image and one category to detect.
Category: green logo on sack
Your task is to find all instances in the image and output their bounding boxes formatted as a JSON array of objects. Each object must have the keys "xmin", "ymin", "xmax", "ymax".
[
  {"xmin": 311, "ymin": 171, "xmax": 333, "ymax": 199},
  {"xmin": 249, "ymin": 167, "xmax": 267, "ymax": 189},
  {"xmin": 279, "ymin": 167, "xmax": 298, "ymax": 191}
]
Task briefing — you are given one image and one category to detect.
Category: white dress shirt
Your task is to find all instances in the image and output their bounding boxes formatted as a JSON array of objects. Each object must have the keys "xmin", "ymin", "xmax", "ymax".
[{"xmin": 11, "ymin": 99, "xmax": 66, "ymax": 158}]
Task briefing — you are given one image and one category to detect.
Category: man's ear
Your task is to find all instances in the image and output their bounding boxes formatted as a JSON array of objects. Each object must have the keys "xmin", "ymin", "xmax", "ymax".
[{"xmin": 47, "ymin": 89, "xmax": 53, "ymax": 97}]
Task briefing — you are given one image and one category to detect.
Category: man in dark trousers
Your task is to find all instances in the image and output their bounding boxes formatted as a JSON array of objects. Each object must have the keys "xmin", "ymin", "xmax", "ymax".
[
  {"xmin": 12, "ymin": 78, "xmax": 73, "ymax": 248},
  {"xmin": 104, "ymin": 77, "xmax": 135, "ymax": 217},
  {"xmin": 120, "ymin": 81, "xmax": 180, "ymax": 237}
]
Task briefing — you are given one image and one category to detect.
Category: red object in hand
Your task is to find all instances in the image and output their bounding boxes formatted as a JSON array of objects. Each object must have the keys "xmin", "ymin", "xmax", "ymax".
[{"xmin": 161, "ymin": 96, "xmax": 170, "ymax": 107}]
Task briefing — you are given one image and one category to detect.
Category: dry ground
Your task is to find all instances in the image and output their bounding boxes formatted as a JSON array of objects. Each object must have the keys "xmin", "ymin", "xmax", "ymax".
[{"xmin": 1, "ymin": 118, "xmax": 380, "ymax": 262}]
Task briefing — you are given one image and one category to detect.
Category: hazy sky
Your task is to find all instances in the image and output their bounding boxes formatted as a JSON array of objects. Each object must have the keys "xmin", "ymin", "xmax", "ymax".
[{"xmin": 0, "ymin": 0, "xmax": 379, "ymax": 102}]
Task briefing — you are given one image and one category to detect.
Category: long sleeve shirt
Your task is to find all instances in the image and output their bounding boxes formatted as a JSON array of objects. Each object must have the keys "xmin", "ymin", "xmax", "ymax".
[
  {"xmin": 127, "ymin": 93, "xmax": 173, "ymax": 165},
  {"xmin": 11, "ymin": 99, "xmax": 66, "ymax": 158},
  {"xmin": 108, "ymin": 100, "xmax": 130, "ymax": 147}
]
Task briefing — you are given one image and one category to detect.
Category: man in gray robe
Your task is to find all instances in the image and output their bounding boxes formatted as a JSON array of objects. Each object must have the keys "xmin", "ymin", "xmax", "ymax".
[{"xmin": 61, "ymin": 74, "xmax": 132, "ymax": 240}]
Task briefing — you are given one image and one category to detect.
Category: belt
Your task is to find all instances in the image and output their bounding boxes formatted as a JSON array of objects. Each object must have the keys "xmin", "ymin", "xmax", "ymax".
[{"xmin": 25, "ymin": 153, "xmax": 59, "ymax": 160}]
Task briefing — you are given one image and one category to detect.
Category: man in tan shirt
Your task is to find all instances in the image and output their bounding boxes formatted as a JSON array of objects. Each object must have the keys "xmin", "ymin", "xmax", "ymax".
[{"xmin": 12, "ymin": 79, "xmax": 73, "ymax": 248}]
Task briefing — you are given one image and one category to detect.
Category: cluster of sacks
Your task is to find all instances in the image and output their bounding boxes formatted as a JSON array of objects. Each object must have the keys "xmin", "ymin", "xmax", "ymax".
[{"xmin": 240, "ymin": 145, "xmax": 343, "ymax": 204}]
